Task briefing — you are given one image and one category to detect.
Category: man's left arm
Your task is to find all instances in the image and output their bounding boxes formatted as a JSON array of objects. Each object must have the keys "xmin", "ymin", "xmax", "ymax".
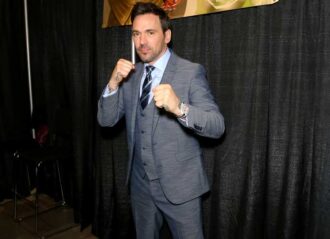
[
  {"xmin": 153, "ymin": 64, "xmax": 225, "ymax": 139},
  {"xmin": 179, "ymin": 65, "xmax": 224, "ymax": 139}
]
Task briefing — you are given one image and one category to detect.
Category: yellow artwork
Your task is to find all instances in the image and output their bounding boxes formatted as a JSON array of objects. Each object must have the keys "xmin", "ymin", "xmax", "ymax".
[{"xmin": 102, "ymin": 0, "xmax": 279, "ymax": 28}]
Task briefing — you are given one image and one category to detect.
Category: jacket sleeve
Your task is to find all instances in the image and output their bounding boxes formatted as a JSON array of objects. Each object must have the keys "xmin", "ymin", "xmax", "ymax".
[
  {"xmin": 178, "ymin": 64, "xmax": 225, "ymax": 139},
  {"xmin": 97, "ymin": 87, "xmax": 124, "ymax": 127}
]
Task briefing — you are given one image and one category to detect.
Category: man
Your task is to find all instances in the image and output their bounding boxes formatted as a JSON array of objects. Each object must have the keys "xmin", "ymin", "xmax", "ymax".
[{"xmin": 98, "ymin": 2, "xmax": 225, "ymax": 239}]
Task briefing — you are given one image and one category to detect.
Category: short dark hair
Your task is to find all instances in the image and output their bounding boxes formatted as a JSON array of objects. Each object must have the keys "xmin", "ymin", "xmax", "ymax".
[{"xmin": 131, "ymin": 2, "xmax": 171, "ymax": 32}]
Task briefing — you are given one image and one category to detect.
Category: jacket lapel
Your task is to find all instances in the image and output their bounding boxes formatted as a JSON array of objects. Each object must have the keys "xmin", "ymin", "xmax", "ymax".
[
  {"xmin": 152, "ymin": 53, "xmax": 177, "ymax": 135},
  {"xmin": 130, "ymin": 64, "xmax": 144, "ymax": 144}
]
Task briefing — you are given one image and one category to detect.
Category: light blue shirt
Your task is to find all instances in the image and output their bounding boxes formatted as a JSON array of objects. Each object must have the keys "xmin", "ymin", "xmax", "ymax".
[{"xmin": 141, "ymin": 48, "xmax": 171, "ymax": 104}]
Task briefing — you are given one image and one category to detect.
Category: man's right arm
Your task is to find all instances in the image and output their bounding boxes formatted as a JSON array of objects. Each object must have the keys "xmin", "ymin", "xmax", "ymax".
[
  {"xmin": 97, "ymin": 87, "xmax": 122, "ymax": 127},
  {"xmin": 97, "ymin": 59, "xmax": 134, "ymax": 127}
]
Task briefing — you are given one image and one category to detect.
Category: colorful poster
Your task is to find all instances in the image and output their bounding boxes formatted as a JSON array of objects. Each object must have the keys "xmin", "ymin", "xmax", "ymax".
[{"xmin": 102, "ymin": 0, "xmax": 279, "ymax": 28}]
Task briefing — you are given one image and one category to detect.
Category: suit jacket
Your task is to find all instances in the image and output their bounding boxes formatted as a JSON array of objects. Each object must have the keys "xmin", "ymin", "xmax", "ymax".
[{"xmin": 98, "ymin": 52, "xmax": 225, "ymax": 204}]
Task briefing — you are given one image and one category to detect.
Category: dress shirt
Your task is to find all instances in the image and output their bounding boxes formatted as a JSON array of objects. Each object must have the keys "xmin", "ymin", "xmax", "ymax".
[{"xmin": 140, "ymin": 48, "xmax": 171, "ymax": 104}]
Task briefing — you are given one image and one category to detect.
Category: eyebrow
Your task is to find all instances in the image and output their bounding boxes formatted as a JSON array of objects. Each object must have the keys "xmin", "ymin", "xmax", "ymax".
[{"xmin": 132, "ymin": 28, "xmax": 158, "ymax": 33}]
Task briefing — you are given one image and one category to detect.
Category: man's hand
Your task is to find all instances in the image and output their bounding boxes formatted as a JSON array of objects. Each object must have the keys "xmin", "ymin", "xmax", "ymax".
[
  {"xmin": 108, "ymin": 59, "xmax": 135, "ymax": 91},
  {"xmin": 153, "ymin": 84, "xmax": 181, "ymax": 116}
]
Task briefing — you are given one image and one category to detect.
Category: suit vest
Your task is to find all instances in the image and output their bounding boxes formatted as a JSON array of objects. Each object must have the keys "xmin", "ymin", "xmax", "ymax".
[{"xmin": 133, "ymin": 102, "xmax": 159, "ymax": 180}]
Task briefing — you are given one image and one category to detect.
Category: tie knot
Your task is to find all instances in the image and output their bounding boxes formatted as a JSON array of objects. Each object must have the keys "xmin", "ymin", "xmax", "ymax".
[{"xmin": 145, "ymin": 65, "xmax": 155, "ymax": 75}]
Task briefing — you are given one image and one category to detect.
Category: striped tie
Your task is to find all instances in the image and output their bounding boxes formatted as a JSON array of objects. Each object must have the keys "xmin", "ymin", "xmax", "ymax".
[{"xmin": 140, "ymin": 65, "xmax": 155, "ymax": 109}]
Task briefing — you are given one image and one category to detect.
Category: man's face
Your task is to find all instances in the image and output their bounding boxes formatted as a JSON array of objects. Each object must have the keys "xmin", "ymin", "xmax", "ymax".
[{"xmin": 132, "ymin": 13, "xmax": 171, "ymax": 65}]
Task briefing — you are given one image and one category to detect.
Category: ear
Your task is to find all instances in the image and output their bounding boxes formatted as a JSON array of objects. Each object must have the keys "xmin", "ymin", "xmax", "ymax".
[{"xmin": 164, "ymin": 29, "xmax": 171, "ymax": 44}]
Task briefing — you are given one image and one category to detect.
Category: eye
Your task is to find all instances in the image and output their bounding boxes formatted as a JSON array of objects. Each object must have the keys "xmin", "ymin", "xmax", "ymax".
[
  {"xmin": 132, "ymin": 31, "xmax": 140, "ymax": 38},
  {"xmin": 147, "ymin": 31, "xmax": 155, "ymax": 36}
]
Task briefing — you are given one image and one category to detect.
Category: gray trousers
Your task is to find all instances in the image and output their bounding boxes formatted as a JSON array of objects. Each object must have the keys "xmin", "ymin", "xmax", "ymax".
[{"xmin": 130, "ymin": 169, "xmax": 204, "ymax": 239}]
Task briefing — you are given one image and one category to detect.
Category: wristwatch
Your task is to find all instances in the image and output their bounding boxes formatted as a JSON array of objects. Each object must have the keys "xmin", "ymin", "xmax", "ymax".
[{"xmin": 178, "ymin": 102, "xmax": 189, "ymax": 118}]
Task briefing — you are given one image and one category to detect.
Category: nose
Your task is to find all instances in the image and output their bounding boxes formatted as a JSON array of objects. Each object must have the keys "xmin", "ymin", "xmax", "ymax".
[{"xmin": 139, "ymin": 33, "xmax": 146, "ymax": 45}]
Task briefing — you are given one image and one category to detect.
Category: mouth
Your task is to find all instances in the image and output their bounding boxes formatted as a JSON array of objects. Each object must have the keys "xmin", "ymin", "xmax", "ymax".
[{"xmin": 138, "ymin": 46, "xmax": 150, "ymax": 55}]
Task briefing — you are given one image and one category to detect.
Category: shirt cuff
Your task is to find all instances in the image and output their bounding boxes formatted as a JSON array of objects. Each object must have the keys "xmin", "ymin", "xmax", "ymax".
[
  {"xmin": 178, "ymin": 115, "xmax": 189, "ymax": 126},
  {"xmin": 102, "ymin": 85, "xmax": 118, "ymax": 97}
]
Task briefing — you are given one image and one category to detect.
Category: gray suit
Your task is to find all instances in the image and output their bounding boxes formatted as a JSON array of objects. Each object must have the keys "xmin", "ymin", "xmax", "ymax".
[{"xmin": 98, "ymin": 52, "xmax": 224, "ymax": 238}]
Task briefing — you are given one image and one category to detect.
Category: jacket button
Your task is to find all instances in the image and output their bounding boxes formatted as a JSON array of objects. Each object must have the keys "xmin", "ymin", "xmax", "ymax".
[{"xmin": 194, "ymin": 124, "xmax": 202, "ymax": 131}]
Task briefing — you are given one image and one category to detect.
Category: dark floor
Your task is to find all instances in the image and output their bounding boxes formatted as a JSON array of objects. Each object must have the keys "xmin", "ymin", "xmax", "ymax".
[{"xmin": 0, "ymin": 194, "xmax": 97, "ymax": 239}]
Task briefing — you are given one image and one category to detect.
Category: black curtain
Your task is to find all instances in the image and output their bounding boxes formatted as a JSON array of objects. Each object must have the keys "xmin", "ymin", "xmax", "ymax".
[
  {"xmin": 1, "ymin": 0, "xmax": 330, "ymax": 239},
  {"xmin": 0, "ymin": 0, "xmax": 32, "ymax": 200},
  {"xmin": 0, "ymin": 0, "xmax": 31, "ymax": 141}
]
